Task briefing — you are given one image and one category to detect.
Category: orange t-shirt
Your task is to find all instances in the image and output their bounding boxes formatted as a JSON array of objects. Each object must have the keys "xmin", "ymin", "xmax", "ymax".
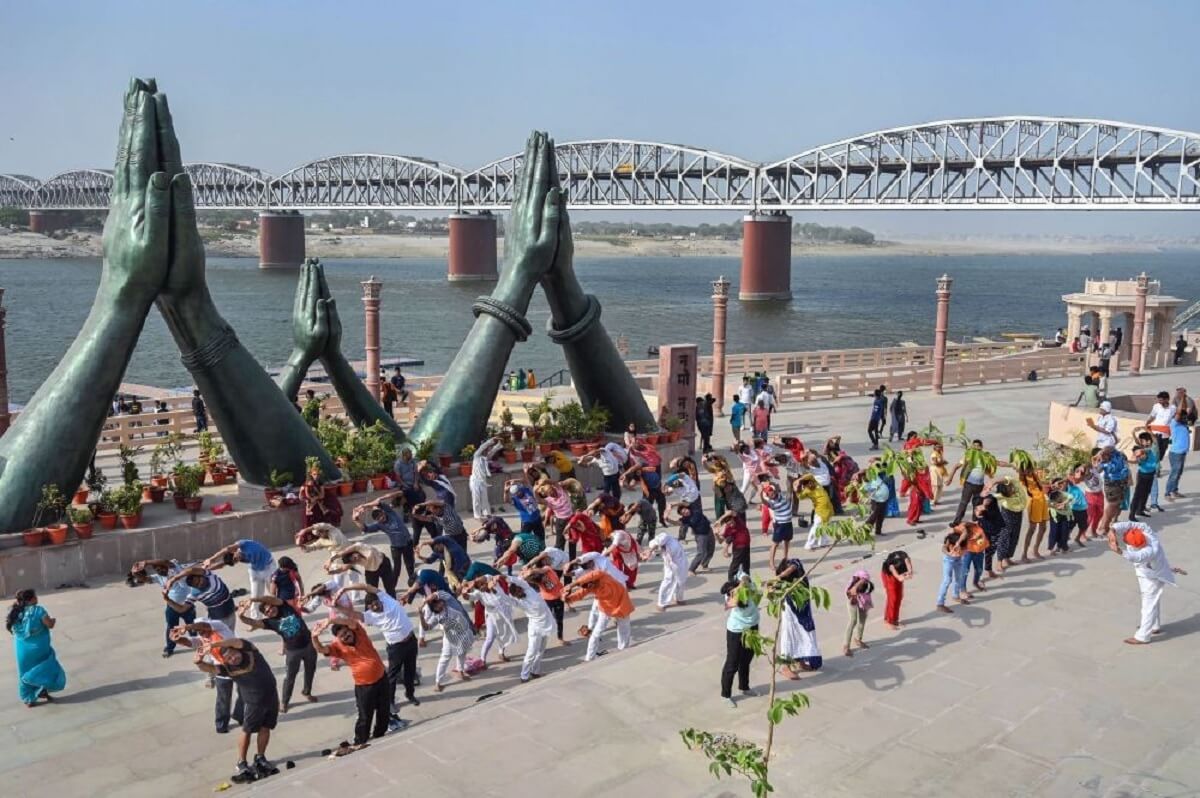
[
  {"xmin": 572, "ymin": 570, "xmax": 634, "ymax": 618},
  {"xmin": 328, "ymin": 627, "xmax": 386, "ymax": 685},
  {"xmin": 536, "ymin": 568, "xmax": 564, "ymax": 602}
]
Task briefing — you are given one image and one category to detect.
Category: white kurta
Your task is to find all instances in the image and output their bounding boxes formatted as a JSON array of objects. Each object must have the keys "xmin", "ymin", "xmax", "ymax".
[
  {"xmin": 508, "ymin": 576, "xmax": 556, "ymax": 680},
  {"xmin": 470, "ymin": 588, "xmax": 518, "ymax": 660},
  {"xmin": 651, "ymin": 532, "xmax": 689, "ymax": 608},
  {"xmin": 1114, "ymin": 523, "xmax": 1176, "ymax": 642}
]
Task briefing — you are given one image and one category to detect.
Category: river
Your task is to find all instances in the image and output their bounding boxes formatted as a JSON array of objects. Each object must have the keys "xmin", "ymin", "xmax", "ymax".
[{"xmin": 1, "ymin": 251, "xmax": 1196, "ymax": 403}]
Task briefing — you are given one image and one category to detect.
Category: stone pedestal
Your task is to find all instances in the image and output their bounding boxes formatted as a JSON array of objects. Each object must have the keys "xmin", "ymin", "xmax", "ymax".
[
  {"xmin": 448, "ymin": 213, "xmax": 498, "ymax": 281},
  {"xmin": 739, "ymin": 213, "xmax": 792, "ymax": 300},
  {"xmin": 259, "ymin": 211, "xmax": 306, "ymax": 269},
  {"xmin": 657, "ymin": 344, "xmax": 698, "ymax": 453}
]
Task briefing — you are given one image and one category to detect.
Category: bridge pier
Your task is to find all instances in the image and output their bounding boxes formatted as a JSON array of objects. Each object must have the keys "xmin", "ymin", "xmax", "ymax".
[
  {"xmin": 448, "ymin": 212, "xmax": 498, "ymax": 282},
  {"xmin": 739, "ymin": 212, "xmax": 792, "ymax": 300},
  {"xmin": 259, "ymin": 211, "xmax": 306, "ymax": 270},
  {"xmin": 28, "ymin": 210, "xmax": 66, "ymax": 235}
]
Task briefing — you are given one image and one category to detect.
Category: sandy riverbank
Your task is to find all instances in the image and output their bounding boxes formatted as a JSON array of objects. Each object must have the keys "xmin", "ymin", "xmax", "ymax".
[{"xmin": 2, "ymin": 228, "xmax": 1196, "ymax": 260}]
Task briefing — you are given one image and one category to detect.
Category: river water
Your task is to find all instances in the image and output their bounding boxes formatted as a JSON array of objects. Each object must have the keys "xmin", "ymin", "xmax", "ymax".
[{"xmin": 1, "ymin": 251, "xmax": 1196, "ymax": 403}]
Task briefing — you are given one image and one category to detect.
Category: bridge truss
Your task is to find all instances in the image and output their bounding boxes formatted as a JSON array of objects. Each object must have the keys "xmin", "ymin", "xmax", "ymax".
[{"xmin": 6, "ymin": 117, "xmax": 1199, "ymax": 212}]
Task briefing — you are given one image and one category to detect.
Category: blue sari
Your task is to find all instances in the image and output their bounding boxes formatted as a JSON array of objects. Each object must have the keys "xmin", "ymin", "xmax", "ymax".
[
  {"xmin": 12, "ymin": 605, "xmax": 66, "ymax": 704},
  {"xmin": 883, "ymin": 473, "xmax": 901, "ymax": 518}
]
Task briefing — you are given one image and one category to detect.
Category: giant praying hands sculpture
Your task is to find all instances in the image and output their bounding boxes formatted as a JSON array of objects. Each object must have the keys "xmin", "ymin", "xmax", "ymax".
[{"xmin": 0, "ymin": 79, "xmax": 653, "ymax": 532}]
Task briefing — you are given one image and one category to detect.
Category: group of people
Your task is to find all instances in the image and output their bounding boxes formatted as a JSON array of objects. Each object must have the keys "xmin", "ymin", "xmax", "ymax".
[{"xmin": 9, "ymin": 378, "xmax": 1193, "ymax": 784}]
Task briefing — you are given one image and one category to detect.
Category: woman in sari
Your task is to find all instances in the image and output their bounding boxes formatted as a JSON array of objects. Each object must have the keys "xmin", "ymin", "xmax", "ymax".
[
  {"xmin": 774, "ymin": 560, "xmax": 822, "ymax": 677},
  {"xmin": 566, "ymin": 512, "xmax": 606, "ymax": 556},
  {"xmin": 300, "ymin": 463, "xmax": 343, "ymax": 527},
  {"xmin": 8, "ymin": 589, "xmax": 66, "ymax": 707}
]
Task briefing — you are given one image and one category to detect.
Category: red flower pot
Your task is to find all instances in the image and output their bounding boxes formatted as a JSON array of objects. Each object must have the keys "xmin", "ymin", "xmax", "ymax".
[
  {"xmin": 172, "ymin": 494, "xmax": 187, "ymax": 510},
  {"xmin": 323, "ymin": 484, "xmax": 338, "ymax": 501},
  {"xmin": 22, "ymin": 529, "xmax": 46, "ymax": 547},
  {"xmin": 264, "ymin": 487, "xmax": 281, "ymax": 503},
  {"xmin": 98, "ymin": 512, "xmax": 118, "ymax": 529},
  {"xmin": 503, "ymin": 450, "xmax": 518, "ymax": 464},
  {"xmin": 150, "ymin": 475, "xmax": 170, "ymax": 489},
  {"xmin": 73, "ymin": 488, "xmax": 90, "ymax": 505},
  {"xmin": 538, "ymin": 442, "xmax": 554, "ymax": 455},
  {"xmin": 644, "ymin": 434, "xmax": 660, "ymax": 445},
  {"xmin": 118, "ymin": 512, "xmax": 141, "ymax": 530},
  {"xmin": 184, "ymin": 497, "xmax": 204, "ymax": 512},
  {"xmin": 512, "ymin": 426, "xmax": 524, "ymax": 442},
  {"xmin": 209, "ymin": 471, "xmax": 228, "ymax": 487},
  {"xmin": 569, "ymin": 442, "xmax": 591, "ymax": 456},
  {"xmin": 144, "ymin": 485, "xmax": 166, "ymax": 503},
  {"xmin": 438, "ymin": 454, "xmax": 453, "ymax": 470},
  {"xmin": 46, "ymin": 524, "xmax": 70, "ymax": 545},
  {"xmin": 458, "ymin": 462, "xmax": 472, "ymax": 477},
  {"xmin": 72, "ymin": 523, "xmax": 94, "ymax": 540},
  {"xmin": 352, "ymin": 479, "xmax": 368, "ymax": 493},
  {"xmin": 338, "ymin": 481, "xmax": 353, "ymax": 496},
  {"xmin": 520, "ymin": 448, "xmax": 534, "ymax": 463},
  {"xmin": 371, "ymin": 475, "xmax": 389, "ymax": 490}
]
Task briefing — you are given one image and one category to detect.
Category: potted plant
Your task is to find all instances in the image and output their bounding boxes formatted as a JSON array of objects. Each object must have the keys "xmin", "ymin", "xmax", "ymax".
[
  {"xmin": 459, "ymin": 444, "xmax": 476, "ymax": 477},
  {"xmin": 412, "ymin": 434, "xmax": 437, "ymax": 464},
  {"xmin": 96, "ymin": 489, "xmax": 119, "ymax": 529},
  {"xmin": 499, "ymin": 405, "xmax": 515, "ymax": 435},
  {"xmin": 583, "ymin": 403, "xmax": 612, "ymax": 442},
  {"xmin": 114, "ymin": 482, "xmax": 145, "ymax": 529},
  {"xmin": 348, "ymin": 456, "xmax": 372, "ymax": 493},
  {"xmin": 72, "ymin": 484, "xmax": 90, "ymax": 505},
  {"xmin": 520, "ymin": 442, "xmax": 535, "ymax": 463},
  {"xmin": 502, "ymin": 442, "xmax": 519, "ymax": 464},
  {"xmin": 197, "ymin": 431, "xmax": 215, "ymax": 466},
  {"xmin": 149, "ymin": 440, "xmax": 175, "ymax": 489},
  {"xmin": 22, "ymin": 528, "xmax": 45, "ymax": 547},
  {"xmin": 641, "ymin": 420, "xmax": 660, "ymax": 445},
  {"xmin": 173, "ymin": 464, "xmax": 205, "ymax": 512},
  {"xmin": 118, "ymin": 444, "xmax": 141, "ymax": 487},
  {"xmin": 437, "ymin": 451, "xmax": 453, "ymax": 470},
  {"xmin": 538, "ymin": 424, "xmax": 559, "ymax": 455},
  {"xmin": 317, "ymin": 417, "xmax": 351, "ymax": 463},
  {"xmin": 663, "ymin": 414, "xmax": 683, "ymax": 442},
  {"xmin": 302, "ymin": 394, "xmax": 324, "ymax": 428},
  {"xmin": 68, "ymin": 506, "xmax": 94, "ymax": 539},
  {"xmin": 35, "ymin": 484, "xmax": 69, "ymax": 545},
  {"xmin": 84, "ymin": 462, "xmax": 107, "ymax": 511},
  {"xmin": 265, "ymin": 469, "xmax": 293, "ymax": 503}
]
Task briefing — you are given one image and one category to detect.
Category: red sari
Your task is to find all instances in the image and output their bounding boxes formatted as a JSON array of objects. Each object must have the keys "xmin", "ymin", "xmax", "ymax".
[
  {"xmin": 900, "ymin": 471, "xmax": 932, "ymax": 525},
  {"xmin": 300, "ymin": 478, "xmax": 343, "ymax": 526},
  {"xmin": 567, "ymin": 512, "xmax": 605, "ymax": 555}
]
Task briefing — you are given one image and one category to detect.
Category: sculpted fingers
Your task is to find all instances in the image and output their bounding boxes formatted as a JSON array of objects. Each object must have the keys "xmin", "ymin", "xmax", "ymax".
[
  {"xmin": 142, "ymin": 172, "xmax": 171, "ymax": 259},
  {"xmin": 127, "ymin": 91, "xmax": 159, "ymax": 211},
  {"xmin": 155, "ymin": 92, "xmax": 184, "ymax": 178}
]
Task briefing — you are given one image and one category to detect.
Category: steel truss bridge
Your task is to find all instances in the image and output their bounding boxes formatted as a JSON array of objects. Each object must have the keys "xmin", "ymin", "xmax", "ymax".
[{"xmin": 4, "ymin": 117, "xmax": 1199, "ymax": 212}]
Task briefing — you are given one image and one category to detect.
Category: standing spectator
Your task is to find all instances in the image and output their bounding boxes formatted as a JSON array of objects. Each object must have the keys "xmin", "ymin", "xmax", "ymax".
[
  {"xmin": 1165, "ymin": 403, "xmax": 1191, "ymax": 499},
  {"xmin": 738, "ymin": 377, "xmax": 755, "ymax": 429},
  {"xmin": 880, "ymin": 549, "xmax": 913, "ymax": 629},
  {"xmin": 867, "ymin": 388, "xmax": 887, "ymax": 450},
  {"xmin": 751, "ymin": 399, "xmax": 771, "ymax": 441},
  {"xmin": 1174, "ymin": 335, "xmax": 1187, "ymax": 365},
  {"xmin": 191, "ymin": 389, "xmax": 208, "ymax": 432},
  {"xmin": 755, "ymin": 379, "xmax": 777, "ymax": 432},
  {"xmin": 695, "ymin": 394, "xmax": 715, "ymax": 453},
  {"xmin": 888, "ymin": 390, "xmax": 907, "ymax": 442}
]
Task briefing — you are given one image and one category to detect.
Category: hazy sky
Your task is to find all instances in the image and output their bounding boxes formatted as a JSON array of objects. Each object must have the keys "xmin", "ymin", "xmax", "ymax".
[{"xmin": 3, "ymin": 0, "xmax": 1198, "ymax": 237}]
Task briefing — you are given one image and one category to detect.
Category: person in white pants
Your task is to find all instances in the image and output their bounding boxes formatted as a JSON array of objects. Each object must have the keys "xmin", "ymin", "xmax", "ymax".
[
  {"xmin": 419, "ymin": 590, "xmax": 476, "ymax": 691},
  {"xmin": 1109, "ymin": 522, "xmax": 1186, "ymax": 645},
  {"xmin": 564, "ymin": 569, "xmax": 634, "ymax": 662},
  {"xmin": 567, "ymin": 552, "xmax": 627, "ymax": 631},
  {"xmin": 643, "ymin": 532, "xmax": 689, "ymax": 611},
  {"xmin": 505, "ymin": 575, "xmax": 556, "ymax": 681},
  {"xmin": 462, "ymin": 576, "xmax": 517, "ymax": 664},
  {"xmin": 470, "ymin": 437, "xmax": 503, "ymax": 520}
]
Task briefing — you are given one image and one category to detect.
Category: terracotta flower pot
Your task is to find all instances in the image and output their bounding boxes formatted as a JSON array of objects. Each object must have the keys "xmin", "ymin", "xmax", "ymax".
[
  {"xmin": 264, "ymin": 487, "xmax": 281, "ymax": 503},
  {"xmin": 458, "ymin": 462, "xmax": 472, "ymax": 477},
  {"xmin": 512, "ymin": 426, "xmax": 524, "ymax": 442},
  {"xmin": 438, "ymin": 454, "xmax": 453, "ymax": 470},
  {"xmin": 118, "ymin": 513, "xmax": 141, "ymax": 530},
  {"xmin": 184, "ymin": 497, "xmax": 204, "ymax": 512},
  {"xmin": 538, "ymin": 442, "xmax": 554, "ymax": 455},
  {"xmin": 172, "ymin": 494, "xmax": 187, "ymax": 510},
  {"xmin": 338, "ymin": 481, "xmax": 353, "ymax": 496},
  {"xmin": 323, "ymin": 484, "xmax": 338, "ymax": 501},
  {"xmin": 520, "ymin": 448, "xmax": 534, "ymax": 463},
  {"xmin": 73, "ymin": 488, "xmax": 90, "ymax": 505},
  {"xmin": 150, "ymin": 475, "xmax": 170, "ymax": 489},
  {"xmin": 72, "ymin": 523, "xmax": 94, "ymax": 540},
  {"xmin": 352, "ymin": 478, "xmax": 368, "ymax": 493},
  {"xmin": 644, "ymin": 434, "xmax": 660, "ymax": 445},
  {"xmin": 503, "ymin": 450, "xmax": 518, "ymax": 464},
  {"xmin": 569, "ymin": 442, "xmax": 591, "ymax": 456},
  {"xmin": 22, "ymin": 529, "xmax": 46, "ymax": 547},
  {"xmin": 210, "ymin": 471, "xmax": 228, "ymax": 487},
  {"xmin": 98, "ymin": 512, "xmax": 118, "ymax": 529},
  {"xmin": 371, "ymin": 475, "xmax": 388, "ymax": 490},
  {"xmin": 46, "ymin": 524, "xmax": 70, "ymax": 545}
]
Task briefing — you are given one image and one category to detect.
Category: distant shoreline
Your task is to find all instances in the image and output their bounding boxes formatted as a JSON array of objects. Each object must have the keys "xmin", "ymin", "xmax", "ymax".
[{"xmin": 2, "ymin": 229, "xmax": 1197, "ymax": 261}]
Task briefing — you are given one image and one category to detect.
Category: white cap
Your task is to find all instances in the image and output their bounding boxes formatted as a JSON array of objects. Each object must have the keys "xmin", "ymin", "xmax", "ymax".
[{"xmin": 1099, "ymin": 401, "xmax": 1112, "ymax": 412}]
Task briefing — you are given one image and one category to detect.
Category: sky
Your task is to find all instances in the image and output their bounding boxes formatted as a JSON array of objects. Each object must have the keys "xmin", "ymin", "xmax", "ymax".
[{"xmin": 2, "ymin": 0, "xmax": 1198, "ymax": 237}]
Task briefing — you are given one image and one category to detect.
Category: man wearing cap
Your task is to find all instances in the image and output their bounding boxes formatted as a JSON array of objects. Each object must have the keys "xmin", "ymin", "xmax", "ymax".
[
  {"xmin": 1108, "ymin": 521, "xmax": 1187, "ymax": 645},
  {"xmin": 1086, "ymin": 402, "xmax": 1118, "ymax": 449}
]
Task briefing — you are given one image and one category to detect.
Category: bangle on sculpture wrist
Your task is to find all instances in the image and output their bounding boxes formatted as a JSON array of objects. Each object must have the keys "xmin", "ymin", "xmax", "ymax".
[
  {"xmin": 472, "ymin": 297, "xmax": 533, "ymax": 342},
  {"xmin": 180, "ymin": 325, "xmax": 240, "ymax": 372},
  {"xmin": 546, "ymin": 294, "xmax": 601, "ymax": 344}
]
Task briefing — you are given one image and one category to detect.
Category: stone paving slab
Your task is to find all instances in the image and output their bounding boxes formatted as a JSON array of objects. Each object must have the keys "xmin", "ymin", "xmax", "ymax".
[{"xmin": 4, "ymin": 366, "xmax": 1200, "ymax": 796}]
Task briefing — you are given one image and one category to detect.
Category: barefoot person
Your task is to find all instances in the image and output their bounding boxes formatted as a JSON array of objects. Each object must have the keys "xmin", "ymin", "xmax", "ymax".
[
  {"xmin": 843, "ymin": 570, "xmax": 874, "ymax": 656},
  {"xmin": 774, "ymin": 559, "xmax": 823, "ymax": 677},
  {"xmin": 881, "ymin": 549, "xmax": 914, "ymax": 630},
  {"xmin": 7, "ymin": 589, "xmax": 66, "ymax": 708},
  {"xmin": 419, "ymin": 591, "xmax": 476, "ymax": 692},
  {"xmin": 1108, "ymin": 522, "xmax": 1187, "ymax": 645}
]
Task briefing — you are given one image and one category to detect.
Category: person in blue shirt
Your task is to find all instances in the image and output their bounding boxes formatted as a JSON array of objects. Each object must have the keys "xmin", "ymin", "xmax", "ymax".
[
  {"xmin": 354, "ymin": 497, "xmax": 417, "ymax": 587},
  {"xmin": 867, "ymin": 388, "xmax": 888, "ymax": 450},
  {"xmin": 419, "ymin": 535, "xmax": 472, "ymax": 583},
  {"xmin": 1094, "ymin": 446, "xmax": 1130, "ymax": 534},
  {"xmin": 204, "ymin": 539, "xmax": 277, "ymax": 616},
  {"xmin": 1165, "ymin": 407, "xmax": 1191, "ymax": 499},
  {"xmin": 398, "ymin": 568, "xmax": 470, "ymax": 643},
  {"xmin": 1128, "ymin": 431, "xmax": 1160, "ymax": 521},
  {"xmin": 506, "ymin": 481, "xmax": 545, "ymax": 538},
  {"xmin": 728, "ymin": 395, "xmax": 747, "ymax": 443}
]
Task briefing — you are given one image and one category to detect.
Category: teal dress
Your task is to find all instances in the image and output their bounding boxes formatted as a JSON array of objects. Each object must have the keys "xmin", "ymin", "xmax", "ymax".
[{"xmin": 12, "ymin": 605, "xmax": 66, "ymax": 704}]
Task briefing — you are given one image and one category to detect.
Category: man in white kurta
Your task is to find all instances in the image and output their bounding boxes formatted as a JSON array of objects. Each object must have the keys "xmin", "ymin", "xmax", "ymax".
[
  {"xmin": 470, "ymin": 437, "xmax": 503, "ymax": 520},
  {"xmin": 505, "ymin": 575, "xmax": 556, "ymax": 681},
  {"xmin": 463, "ymin": 577, "xmax": 517, "ymax": 664},
  {"xmin": 1110, "ymin": 522, "xmax": 1186, "ymax": 645},
  {"xmin": 644, "ymin": 531, "xmax": 689, "ymax": 611}
]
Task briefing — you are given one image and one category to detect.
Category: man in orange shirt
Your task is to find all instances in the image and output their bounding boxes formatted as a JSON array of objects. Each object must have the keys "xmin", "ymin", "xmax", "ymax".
[
  {"xmin": 564, "ymin": 566, "xmax": 634, "ymax": 661},
  {"xmin": 311, "ymin": 618, "xmax": 395, "ymax": 750}
]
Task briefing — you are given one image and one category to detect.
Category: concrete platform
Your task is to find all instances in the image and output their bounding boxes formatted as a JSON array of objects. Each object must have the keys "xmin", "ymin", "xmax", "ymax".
[{"xmin": 3, "ymin": 369, "xmax": 1200, "ymax": 797}]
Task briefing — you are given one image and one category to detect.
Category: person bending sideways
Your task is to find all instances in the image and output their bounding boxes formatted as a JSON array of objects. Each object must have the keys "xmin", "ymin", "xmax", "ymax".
[
  {"xmin": 235, "ymin": 596, "xmax": 319, "ymax": 713},
  {"xmin": 190, "ymin": 638, "xmax": 279, "ymax": 783},
  {"xmin": 311, "ymin": 618, "xmax": 398, "ymax": 749}
]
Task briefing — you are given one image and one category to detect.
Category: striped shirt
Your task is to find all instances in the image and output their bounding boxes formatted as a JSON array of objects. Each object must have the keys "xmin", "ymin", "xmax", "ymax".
[
  {"xmin": 764, "ymin": 491, "xmax": 793, "ymax": 524},
  {"xmin": 422, "ymin": 590, "xmax": 475, "ymax": 651},
  {"xmin": 190, "ymin": 571, "xmax": 234, "ymax": 617},
  {"xmin": 433, "ymin": 505, "xmax": 466, "ymax": 538}
]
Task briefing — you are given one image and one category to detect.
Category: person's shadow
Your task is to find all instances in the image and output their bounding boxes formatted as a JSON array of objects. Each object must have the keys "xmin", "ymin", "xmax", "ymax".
[
  {"xmin": 775, "ymin": 626, "xmax": 962, "ymax": 694},
  {"xmin": 53, "ymin": 670, "xmax": 197, "ymax": 703}
]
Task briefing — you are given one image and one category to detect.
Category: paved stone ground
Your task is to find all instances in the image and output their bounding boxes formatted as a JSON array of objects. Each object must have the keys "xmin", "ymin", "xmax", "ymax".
[{"xmin": 5, "ymin": 367, "xmax": 1200, "ymax": 797}]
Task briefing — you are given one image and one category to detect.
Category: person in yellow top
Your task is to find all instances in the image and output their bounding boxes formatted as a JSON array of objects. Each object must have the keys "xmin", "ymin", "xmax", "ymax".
[
  {"xmin": 928, "ymin": 445, "xmax": 950, "ymax": 505},
  {"xmin": 542, "ymin": 449, "xmax": 575, "ymax": 481},
  {"xmin": 990, "ymin": 476, "xmax": 1028, "ymax": 572},
  {"xmin": 1018, "ymin": 467, "xmax": 1049, "ymax": 562},
  {"xmin": 794, "ymin": 474, "xmax": 834, "ymax": 551}
]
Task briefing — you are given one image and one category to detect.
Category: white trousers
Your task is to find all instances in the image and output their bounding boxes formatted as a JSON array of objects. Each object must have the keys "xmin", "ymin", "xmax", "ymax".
[
  {"xmin": 657, "ymin": 557, "xmax": 687, "ymax": 608},
  {"xmin": 470, "ymin": 479, "xmax": 490, "ymax": 520},
  {"xmin": 1135, "ymin": 575, "xmax": 1165, "ymax": 642},
  {"xmin": 805, "ymin": 517, "xmax": 830, "ymax": 550},
  {"xmin": 585, "ymin": 612, "xmax": 632, "ymax": 661},
  {"xmin": 435, "ymin": 637, "xmax": 470, "ymax": 686},
  {"xmin": 246, "ymin": 561, "xmax": 275, "ymax": 619},
  {"xmin": 480, "ymin": 609, "xmax": 517, "ymax": 661},
  {"xmin": 740, "ymin": 468, "xmax": 755, "ymax": 499},
  {"xmin": 522, "ymin": 631, "xmax": 549, "ymax": 679},
  {"xmin": 587, "ymin": 599, "xmax": 601, "ymax": 630}
]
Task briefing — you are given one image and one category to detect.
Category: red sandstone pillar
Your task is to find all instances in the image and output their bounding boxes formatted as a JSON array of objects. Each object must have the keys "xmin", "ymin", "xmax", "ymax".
[
  {"xmin": 710, "ymin": 276, "xmax": 730, "ymax": 415},
  {"xmin": 362, "ymin": 276, "xmax": 382, "ymax": 402},
  {"xmin": 448, "ymin": 213, "xmax": 498, "ymax": 282},
  {"xmin": 932, "ymin": 274, "xmax": 952, "ymax": 395},
  {"xmin": 259, "ymin": 211, "xmax": 306, "ymax": 269},
  {"xmin": 28, "ymin": 210, "xmax": 63, "ymax": 235},
  {"xmin": 1131, "ymin": 272, "xmax": 1149, "ymax": 376},
  {"xmin": 0, "ymin": 288, "xmax": 9, "ymax": 436},
  {"xmin": 739, "ymin": 213, "xmax": 792, "ymax": 300}
]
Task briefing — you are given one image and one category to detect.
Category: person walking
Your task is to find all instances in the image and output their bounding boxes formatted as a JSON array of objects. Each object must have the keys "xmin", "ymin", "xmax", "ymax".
[
  {"xmin": 729, "ymin": 394, "xmax": 747, "ymax": 443},
  {"xmin": 842, "ymin": 570, "xmax": 874, "ymax": 656},
  {"xmin": 880, "ymin": 549, "xmax": 913, "ymax": 629},
  {"xmin": 7, "ymin": 589, "xmax": 66, "ymax": 707},
  {"xmin": 1108, "ymin": 522, "xmax": 1187, "ymax": 645},
  {"xmin": 719, "ymin": 575, "xmax": 760, "ymax": 707},
  {"xmin": 867, "ymin": 388, "xmax": 886, "ymax": 450},
  {"xmin": 888, "ymin": 391, "xmax": 908, "ymax": 442},
  {"xmin": 1174, "ymin": 334, "xmax": 1187, "ymax": 365}
]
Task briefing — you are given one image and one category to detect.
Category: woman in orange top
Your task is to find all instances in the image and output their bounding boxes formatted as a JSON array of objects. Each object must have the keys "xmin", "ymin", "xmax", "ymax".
[
  {"xmin": 311, "ymin": 619, "xmax": 392, "ymax": 749},
  {"xmin": 522, "ymin": 564, "xmax": 566, "ymax": 644},
  {"xmin": 564, "ymin": 568, "xmax": 633, "ymax": 661},
  {"xmin": 1019, "ymin": 468, "xmax": 1049, "ymax": 562}
]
